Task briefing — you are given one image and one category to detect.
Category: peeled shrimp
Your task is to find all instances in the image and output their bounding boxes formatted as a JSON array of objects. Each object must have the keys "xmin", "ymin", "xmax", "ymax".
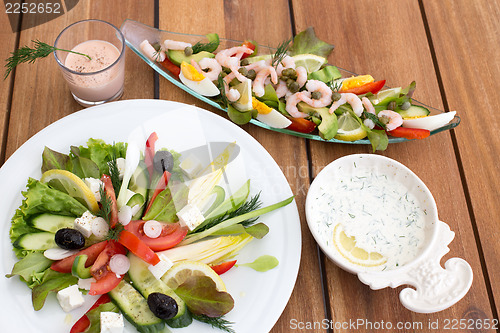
[
  {"xmin": 140, "ymin": 40, "xmax": 165, "ymax": 62},
  {"xmin": 378, "ymin": 110, "xmax": 403, "ymax": 131},
  {"xmin": 361, "ymin": 97, "xmax": 376, "ymax": 129},
  {"xmin": 163, "ymin": 39, "xmax": 192, "ymax": 51},
  {"xmin": 295, "ymin": 66, "xmax": 308, "ymax": 88},
  {"xmin": 221, "ymin": 72, "xmax": 240, "ymax": 102},
  {"xmin": 253, "ymin": 66, "xmax": 278, "ymax": 97},
  {"xmin": 300, "ymin": 80, "xmax": 332, "ymax": 108},
  {"xmin": 329, "ymin": 93, "xmax": 364, "ymax": 116},
  {"xmin": 276, "ymin": 55, "xmax": 296, "ymax": 76},
  {"xmin": 243, "ymin": 59, "xmax": 268, "ymax": 72},
  {"xmin": 215, "ymin": 46, "xmax": 254, "ymax": 66},
  {"xmin": 276, "ymin": 80, "xmax": 290, "ymax": 98},
  {"xmin": 190, "ymin": 59, "xmax": 203, "ymax": 73},
  {"xmin": 198, "ymin": 57, "xmax": 222, "ymax": 81},
  {"xmin": 285, "ymin": 92, "xmax": 310, "ymax": 118}
]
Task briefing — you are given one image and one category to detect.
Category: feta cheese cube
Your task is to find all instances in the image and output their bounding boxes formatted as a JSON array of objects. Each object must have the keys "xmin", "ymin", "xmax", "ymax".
[
  {"xmin": 176, "ymin": 204, "xmax": 205, "ymax": 231},
  {"xmin": 179, "ymin": 154, "xmax": 203, "ymax": 179},
  {"xmin": 77, "ymin": 277, "xmax": 96, "ymax": 290},
  {"xmin": 100, "ymin": 312, "xmax": 124, "ymax": 333},
  {"xmin": 56, "ymin": 285, "xmax": 84, "ymax": 312},
  {"xmin": 91, "ymin": 216, "xmax": 109, "ymax": 239},
  {"xmin": 148, "ymin": 253, "xmax": 174, "ymax": 280},
  {"xmin": 74, "ymin": 211, "xmax": 95, "ymax": 238},
  {"xmin": 84, "ymin": 178, "xmax": 104, "ymax": 202}
]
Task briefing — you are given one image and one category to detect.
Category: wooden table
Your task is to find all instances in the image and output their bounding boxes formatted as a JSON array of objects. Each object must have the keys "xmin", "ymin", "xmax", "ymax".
[{"xmin": 1, "ymin": 0, "xmax": 499, "ymax": 332}]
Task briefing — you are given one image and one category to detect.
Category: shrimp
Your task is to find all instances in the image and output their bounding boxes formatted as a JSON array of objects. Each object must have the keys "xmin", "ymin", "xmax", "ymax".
[
  {"xmin": 276, "ymin": 80, "xmax": 290, "ymax": 98},
  {"xmin": 190, "ymin": 59, "xmax": 203, "ymax": 73},
  {"xmin": 198, "ymin": 57, "xmax": 222, "ymax": 81},
  {"xmin": 300, "ymin": 80, "xmax": 332, "ymax": 108},
  {"xmin": 378, "ymin": 110, "xmax": 403, "ymax": 131},
  {"xmin": 276, "ymin": 56, "xmax": 296, "ymax": 76},
  {"xmin": 243, "ymin": 60, "xmax": 267, "ymax": 72},
  {"xmin": 295, "ymin": 66, "xmax": 308, "ymax": 88},
  {"xmin": 220, "ymin": 72, "xmax": 240, "ymax": 102},
  {"xmin": 285, "ymin": 92, "xmax": 310, "ymax": 118},
  {"xmin": 329, "ymin": 93, "xmax": 364, "ymax": 116},
  {"xmin": 140, "ymin": 40, "xmax": 165, "ymax": 62},
  {"xmin": 361, "ymin": 97, "xmax": 376, "ymax": 129},
  {"xmin": 163, "ymin": 39, "xmax": 192, "ymax": 51},
  {"xmin": 253, "ymin": 66, "xmax": 278, "ymax": 97},
  {"xmin": 215, "ymin": 46, "xmax": 254, "ymax": 66}
]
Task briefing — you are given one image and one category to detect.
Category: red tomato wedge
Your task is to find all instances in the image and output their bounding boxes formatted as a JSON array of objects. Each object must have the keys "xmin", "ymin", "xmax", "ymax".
[
  {"xmin": 70, "ymin": 294, "xmax": 111, "ymax": 333},
  {"xmin": 388, "ymin": 126, "xmax": 430, "ymax": 140},
  {"xmin": 240, "ymin": 40, "xmax": 256, "ymax": 59},
  {"xmin": 211, "ymin": 260, "xmax": 237, "ymax": 275},
  {"xmin": 51, "ymin": 241, "xmax": 107, "ymax": 273},
  {"xmin": 340, "ymin": 80, "xmax": 386, "ymax": 95},
  {"xmin": 144, "ymin": 132, "xmax": 158, "ymax": 180},
  {"xmin": 286, "ymin": 118, "xmax": 317, "ymax": 133},
  {"xmin": 118, "ymin": 230, "xmax": 160, "ymax": 265},
  {"xmin": 125, "ymin": 221, "xmax": 187, "ymax": 251},
  {"xmin": 160, "ymin": 58, "xmax": 181, "ymax": 78},
  {"xmin": 90, "ymin": 241, "xmax": 126, "ymax": 280},
  {"xmin": 89, "ymin": 271, "xmax": 123, "ymax": 295},
  {"xmin": 144, "ymin": 170, "xmax": 171, "ymax": 215},
  {"xmin": 100, "ymin": 174, "xmax": 118, "ymax": 228}
]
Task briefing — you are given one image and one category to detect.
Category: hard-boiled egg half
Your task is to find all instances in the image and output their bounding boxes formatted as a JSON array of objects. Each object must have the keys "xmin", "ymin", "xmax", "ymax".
[
  {"xmin": 402, "ymin": 111, "xmax": 456, "ymax": 131},
  {"xmin": 252, "ymin": 97, "xmax": 292, "ymax": 129},
  {"xmin": 179, "ymin": 62, "xmax": 220, "ymax": 97}
]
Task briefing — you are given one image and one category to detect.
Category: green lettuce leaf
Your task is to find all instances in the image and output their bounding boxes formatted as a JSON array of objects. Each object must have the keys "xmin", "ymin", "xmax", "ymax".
[
  {"xmin": 41, "ymin": 147, "xmax": 70, "ymax": 173},
  {"xmin": 31, "ymin": 269, "xmax": 78, "ymax": 311},
  {"xmin": 366, "ymin": 129, "xmax": 389, "ymax": 152},
  {"xmin": 143, "ymin": 183, "xmax": 188, "ymax": 222},
  {"xmin": 73, "ymin": 139, "xmax": 126, "ymax": 176},
  {"xmin": 237, "ymin": 255, "xmax": 279, "ymax": 272},
  {"xmin": 289, "ymin": 27, "xmax": 334, "ymax": 58},
  {"xmin": 5, "ymin": 252, "xmax": 52, "ymax": 288}
]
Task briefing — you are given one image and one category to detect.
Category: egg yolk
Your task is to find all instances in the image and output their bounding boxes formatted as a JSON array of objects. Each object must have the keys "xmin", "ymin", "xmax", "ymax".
[
  {"xmin": 252, "ymin": 97, "xmax": 272, "ymax": 114},
  {"xmin": 341, "ymin": 75, "xmax": 374, "ymax": 91},
  {"xmin": 180, "ymin": 62, "xmax": 205, "ymax": 81}
]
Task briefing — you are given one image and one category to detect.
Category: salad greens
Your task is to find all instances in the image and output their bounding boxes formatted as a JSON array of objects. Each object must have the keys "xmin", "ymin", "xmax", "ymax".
[{"xmin": 288, "ymin": 26, "xmax": 335, "ymax": 58}]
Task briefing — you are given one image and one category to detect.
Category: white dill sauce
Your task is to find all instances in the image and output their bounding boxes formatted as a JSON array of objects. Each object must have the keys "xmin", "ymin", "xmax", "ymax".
[{"xmin": 310, "ymin": 160, "xmax": 428, "ymax": 271}]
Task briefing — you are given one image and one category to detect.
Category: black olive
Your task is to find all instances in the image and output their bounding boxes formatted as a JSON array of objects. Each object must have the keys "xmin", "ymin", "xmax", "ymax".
[
  {"xmin": 153, "ymin": 150, "xmax": 174, "ymax": 173},
  {"xmin": 55, "ymin": 228, "xmax": 85, "ymax": 250},
  {"xmin": 147, "ymin": 293, "xmax": 178, "ymax": 320}
]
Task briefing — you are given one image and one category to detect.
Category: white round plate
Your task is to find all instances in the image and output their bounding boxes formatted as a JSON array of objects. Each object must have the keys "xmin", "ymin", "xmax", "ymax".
[{"xmin": 0, "ymin": 99, "xmax": 301, "ymax": 333}]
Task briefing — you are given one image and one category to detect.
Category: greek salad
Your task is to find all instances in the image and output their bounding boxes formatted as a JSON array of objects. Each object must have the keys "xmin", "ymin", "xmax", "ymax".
[
  {"xmin": 6, "ymin": 133, "xmax": 292, "ymax": 333},
  {"xmin": 139, "ymin": 27, "xmax": 456, "ymax": 151}
]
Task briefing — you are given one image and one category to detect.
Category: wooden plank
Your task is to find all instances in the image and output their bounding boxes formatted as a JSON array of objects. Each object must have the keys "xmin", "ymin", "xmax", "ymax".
[
  {"xmin": 159, "ymin": 1, "xmax": 326, "ymax": 331},
  {"xmin": 0, "ymin": 10, "xmax": 19, "ymax": 164},
  {"xmin": 4, "ymin": 0, "xmax": 155, "ymax": 160},
  {"xmin": 422, "ymin": 0, "xmax": 500, "ymax": 316},
  {"xmin": 291, "ymin": 0, "xmax": 496, "ymax": 330}
]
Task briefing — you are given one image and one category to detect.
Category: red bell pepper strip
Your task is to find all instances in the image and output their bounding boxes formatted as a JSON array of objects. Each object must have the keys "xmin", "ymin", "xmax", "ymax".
[
  {"xmin": 144, "ymin": 132, "xmax": 158, "ymax": 181},
  {"xmin": 340, "ymin": 80, "xmax": 386, "ymax": 95},
  {"xmin": 240, "ymin": 40, "xmax": 256, "ymax": 59},
  {"xmin": 211, "ymin": 260, "xmax": 237, "ymax": 275},
  {"xmin": 286, "ymin": 118, "xmax": 317, "ymax": 134},
  {"xmin": 100, "ymin": 174, "xmax": 118, "ymax": 228},
  {"xmin": 144, "ymin": 170, "xmax": 171, "ymax": 215},
  {"xmin": 118, "ymin": 230, "xmax": 160, "ymax": 265},
  {"xmin": 388, "ymin": 126, "xmax": 430, "ymax": 140},
  {"xmin": 51, "ymin": 241, "xmax": 108, "ymax": 273},
  {"xmin": 160, "ymin": 58, "xmax": 181, "ymax": 78},
  {"xmin": 70, "ymin": 294, "xmax": 111, "ymax": 333}
]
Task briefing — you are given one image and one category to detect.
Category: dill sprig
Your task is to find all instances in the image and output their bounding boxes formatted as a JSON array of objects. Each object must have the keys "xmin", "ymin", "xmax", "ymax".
[
  {"xmin": 107, "ymin": 223, "xmax": 124, "ymax": 241},
  {"xmin": 327, "ymin": 79, "xmax": 343, "ymax": 92},
  {"xmin": 4, "ymin": 40, "xmax": 91, "ymax": 79},
  {"xmin": 97, "ymin": 186, "xmax": 112, "ymax": 222},
  {"xmin": 271, "ymin": 37, "xmax": 292, "ymax": 68},
  {"xmin": 108, "ymin": 147, "xmax": 122, "ymax": 195},
  {"xmin": 217, "ymin": 73, "xmax": 229, "ymax": 108},
  {"xmin": 192, "ymin": 314, "xmax": 235, "ymax": 333},
  {"xmin": 363, "ymin": 111, "xmax": 386, "ymax": 129}
]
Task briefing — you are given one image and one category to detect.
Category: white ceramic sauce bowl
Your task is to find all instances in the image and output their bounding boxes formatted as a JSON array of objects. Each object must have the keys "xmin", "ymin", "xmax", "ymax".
[{"xmin": 305, "ymin": 154, "xmax": 473, "ymax": 313}]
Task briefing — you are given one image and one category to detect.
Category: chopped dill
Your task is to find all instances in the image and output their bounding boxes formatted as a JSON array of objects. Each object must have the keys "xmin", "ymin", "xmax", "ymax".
[
  {"xmin": 271, "ymin": 37, "xmax": 292, "ymax": 68},
  {"xmin": 108, "ymin": 147, "xmax": 121, "ymax": 195},
  {"xmin": 97, "ymin": 186, "xmax": 112, "ymax": 222},
  {"xmin": 192, "ymin": 314, "xmax": 235, "ymax": 333},
  {"xmin": 327, "ymin": 79, "xmax": 342, "ymax": 92}
]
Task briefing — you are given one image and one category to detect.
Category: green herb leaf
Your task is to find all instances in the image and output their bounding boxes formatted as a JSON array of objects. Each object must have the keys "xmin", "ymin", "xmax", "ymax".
[
  {"xmin": 272, "ymin": 37, "xmax": 292, "ymax": 68},
  {"xmin": 192, "ymin": 314, "xmax": 235, "ymax": 333},
  {"xmin": 97, "ymin": 186, "xmax": 111, "ymax": 222},
  {"xmin": 237, "ymin": 255, "xmax": 279, "ymax": 272}
]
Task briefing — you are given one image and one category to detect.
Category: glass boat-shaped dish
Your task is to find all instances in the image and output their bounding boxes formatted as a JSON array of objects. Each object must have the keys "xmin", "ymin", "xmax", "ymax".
[{"xmin": 120, "ymin": 19, "xmax": 460, "ymax": 144}]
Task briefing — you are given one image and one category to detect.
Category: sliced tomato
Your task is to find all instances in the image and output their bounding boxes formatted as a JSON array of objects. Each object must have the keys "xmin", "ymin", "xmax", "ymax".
[
  {"xmin": 144, "ymin": 132, "xmax": 158, "ymax": 180},
  {"xmin": 89, "ymin": 271, "xmax": 123, "ymax": 295},
  {"xmin": 286, "ymin": 118, "xmax": 316, "ymax": 133},
  {"xmin": 70, "ymin": 294, "xmax": 111, "ymax": 333},
  {"xmin": 388, "ymin": 126, "xmax": 430, "ymax": 140},
  {"xmin": 211, "ymin": 260, "xmax": 237, "ymax": 275},
  {"xmin": 161, "ymin": 58, "xmax": 181, "ymax": 78},
  {"xmin": 240, "ymin": 40, "xmax": 256, "ymax": 59},
  {"xmin": 100, "ymin": 174, "xmax": 118, "ymax": 228},
  {"xmin": 90, "ymin": 241, "xmax": 126, "ymax": 280},
  {"xmin": 125, "ymin": 220, "xmax": 187, "ymax": 251},
  {"xmin": 118, "ymin": 230, "xmax": 160, "ymax": 265},
  {"xmin": 340, "ymin": 80, "xmax": 386, "ymax": 95},
  {"xmin": 144, "ymin": 170, "xmax": 171, "ymax": 215},
  {"xmin": 51, "ymin": 241, "xmax": 107, "ymax": 273}
]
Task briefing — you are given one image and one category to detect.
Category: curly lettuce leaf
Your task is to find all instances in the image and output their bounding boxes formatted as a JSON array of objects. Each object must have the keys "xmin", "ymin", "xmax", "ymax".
[
  {"xmin": 289, "ymin": 27, "xmax": 334, "ymax": 58},
  {"xmin": 73, "ymin": 139, "xmax": 127, "ymax": 176}
]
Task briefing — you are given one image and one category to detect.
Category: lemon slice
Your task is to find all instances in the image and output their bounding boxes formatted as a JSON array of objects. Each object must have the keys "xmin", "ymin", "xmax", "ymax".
[
  {"xmin": 162, "ymin": 261, "xmax": 226, "ymax": 291},
  {"xmin": 333, "ymin": 224, "xmax": 387, "ymax": 267},
  {"xmin": 41, "ymin": 169, "xmax": 99, "ymax": 212},
  {"xmin": 245, "ymin": 54, "xmax": 272, "ymax": 64},
  {"xmin": 233, "ymin": 79, "xmax": 253, "ymax": 111},
  {"xmin": 372, "ymin": 87, "xmax": 401, "ymax": 104},
  {"xmin": 334, "ymin": 112, "xmax": 368, "ymax": 141},
  {"xmin": 292, "ymin": 54, "xmax": 327, "ymax": 73}
]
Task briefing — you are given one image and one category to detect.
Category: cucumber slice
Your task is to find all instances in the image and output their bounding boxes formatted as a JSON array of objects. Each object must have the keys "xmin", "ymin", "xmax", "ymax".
[
  {"xmin": 127, "ymin": 253, "xmax": 190, "ymax": 327},
  {"xmin": 29, "ymin": 214, "xmax": 75, "ymax": 233},
  {"xmin": 71, "ymin": 255, "xmax": 91, "ymax": 279},
  {"xmin": 398, "ymin": 105, "xmax": 430, "ymax": 119},
  {"xmin": 13, "ymin": 232, "xmax": 56, "ymax": 250},
  {"xmin": 108, "ymin": 280, "xmax": 165, "ymax": 333}
]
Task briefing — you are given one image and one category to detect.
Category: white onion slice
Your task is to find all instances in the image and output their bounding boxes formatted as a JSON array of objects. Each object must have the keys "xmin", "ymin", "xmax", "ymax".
[
  {"xmin": 143, "ymin": 220, "xmax": 162, "ymax": 238},
  {"xmin": 118, "ymin": 205, "xmax": 133, "ymax": 226},
  {"xmin": 92, "ymin": 217, "xmax": 109, "ymax": 239},
  {"xmin": 44, "ymin": 248, "xmax": 78, "ymax": 260},
  {"xmin": 130, "ymin": 204, "xmax": 141, "ymax": 217},
  {"xmin": 109, "ymin": 254, "xmax": 130, "ymax": 275}
]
